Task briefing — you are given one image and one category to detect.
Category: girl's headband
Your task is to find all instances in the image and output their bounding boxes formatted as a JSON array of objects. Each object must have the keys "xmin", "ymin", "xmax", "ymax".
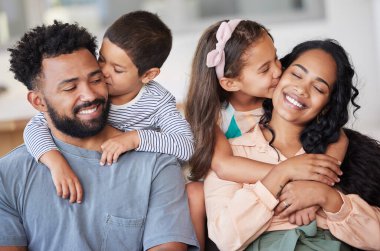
[{"xmin": 206, "ymin": 19, "xmax": 242, "ymax": 80}]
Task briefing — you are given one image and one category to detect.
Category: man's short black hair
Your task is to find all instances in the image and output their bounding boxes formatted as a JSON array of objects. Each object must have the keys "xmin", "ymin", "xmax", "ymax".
[{"xmin": 8, "ymin": 20, "xmax": 98, "ymax": 90}]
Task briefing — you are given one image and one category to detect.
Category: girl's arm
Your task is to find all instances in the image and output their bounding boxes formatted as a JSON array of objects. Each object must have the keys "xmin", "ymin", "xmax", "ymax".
[
  {"xmin": 212, "ymin": 127, "xmax": 341, "ymax": 185},
  {"xmin": 100, "ymin": 93, "xmax": 194, "ymax": 164},
  {"xmin": 23, "ymin": 113, "xmax": 83, "ymax": 203},
  {"xmin": 325, "ymin": 129, "xmax": 348, "ymax": 162},
  {"xmin": 211, "ymin": 127, "xmax": 273, "ymax": 183}
]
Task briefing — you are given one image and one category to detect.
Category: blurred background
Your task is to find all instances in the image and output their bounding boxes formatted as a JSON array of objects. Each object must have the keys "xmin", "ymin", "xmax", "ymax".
[{"xmin": 0, "ymin": 0, "xmax": 379, "ymax": 156}]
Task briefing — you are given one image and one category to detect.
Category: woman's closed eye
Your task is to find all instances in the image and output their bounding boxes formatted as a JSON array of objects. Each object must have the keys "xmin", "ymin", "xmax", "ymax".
[
  {"xmin": 313, "ymin": 84, "xmax": 327, "ymax": 94},
  {"xmin": 291, "ymin": 72, "xmax": 301, "ymax": 79}
]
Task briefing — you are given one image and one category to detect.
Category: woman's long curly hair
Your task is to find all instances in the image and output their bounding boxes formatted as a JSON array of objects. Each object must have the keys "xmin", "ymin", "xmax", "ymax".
[
  {"xmin": 260, "ymin": 39, "xmax": 360, "ymax": 154},
  {"xmin": 339, "ymin": 128, "xmax": 380, "ymax": 207},
  {"xmin": 259, "ymin": 40, "xmax": 380, "ymax": 208},
  {"xmin": 185, "ymin": 20, "xmax": 271, "ymax": 181}
]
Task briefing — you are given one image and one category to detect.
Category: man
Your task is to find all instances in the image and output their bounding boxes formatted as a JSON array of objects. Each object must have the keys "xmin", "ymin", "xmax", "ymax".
[{"xmin": 0, "ymin": 21, "xmax": 199, "ymax": 251}]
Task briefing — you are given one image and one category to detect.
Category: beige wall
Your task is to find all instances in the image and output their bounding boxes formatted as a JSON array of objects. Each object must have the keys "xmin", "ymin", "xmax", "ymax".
[{"xmin": 0, "ymin": 119, "xmax": 27, "ymax": 157}]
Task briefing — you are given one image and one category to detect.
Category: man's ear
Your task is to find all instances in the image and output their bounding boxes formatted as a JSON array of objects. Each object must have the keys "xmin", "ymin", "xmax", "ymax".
[
  {"xmin": 27, "ymin": 91, "xmax": 48, "ymax": 112},
  {"xmin": 141, "ymin": 68, "xmax": 160, "ymax": 84},
  {"xmin": 219, "ymin": 77, "xmax": 241, "ymax": 92}
]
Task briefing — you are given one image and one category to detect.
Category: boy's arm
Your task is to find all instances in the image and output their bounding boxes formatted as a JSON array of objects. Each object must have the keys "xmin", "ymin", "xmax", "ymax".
[
  {"xmin": 23, "ymin": 113, "xmax": 83, "ymax": 203},
  {"xmin": 23, "ymin": 112, "xmax": 58, "ymax": 161},
  {"xmin": 212, "ymin": 127, "xmax": 274, "ymax": 183},
  {"xmin": 325, "ymin": 129, "xmax": 348, "ymax": 162},
  {"xmin": 136, "ymin": 95, "xmax": 194, "ymax": 161},
  {"xmin": 100, "ymin": 95, "xmax": 194, "ymax": 164}
]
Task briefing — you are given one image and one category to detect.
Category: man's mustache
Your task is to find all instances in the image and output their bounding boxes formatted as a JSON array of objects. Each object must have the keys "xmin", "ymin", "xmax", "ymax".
[{"xmin": 73, "ymin": 98, "xmax": 106, "ymax": 114}]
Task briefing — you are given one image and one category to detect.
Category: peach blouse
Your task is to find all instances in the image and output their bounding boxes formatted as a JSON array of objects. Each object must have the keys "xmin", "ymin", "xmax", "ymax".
[{"xmin": 204, "ymin": 125, "xmax": 380, "ymax": 251}]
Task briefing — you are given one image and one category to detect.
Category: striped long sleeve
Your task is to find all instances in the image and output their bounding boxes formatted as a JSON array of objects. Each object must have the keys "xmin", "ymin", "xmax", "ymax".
[
  {"xmin": 24, "ymin": 81, "xmax": 194, "ymax": 162},
  {"xmin": 23, "ymin": 112, "xmax": 57, "ymax": 161},
  {"xmin": 108, "ymin": 81, "xmax": 194, "ymax": 161}
]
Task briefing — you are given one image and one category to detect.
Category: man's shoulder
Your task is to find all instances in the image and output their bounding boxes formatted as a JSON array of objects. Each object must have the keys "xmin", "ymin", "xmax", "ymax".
[
  {"xmin": 0, "ymin": 144, "xmax": 35, "ymax": 166},
  {"xmin": 119, "ymin": 151, "xmax": 180, "ymax": 175},
  {"xmin": 0, "ymin": 144, "xmax": 36, "ymax": 181}
]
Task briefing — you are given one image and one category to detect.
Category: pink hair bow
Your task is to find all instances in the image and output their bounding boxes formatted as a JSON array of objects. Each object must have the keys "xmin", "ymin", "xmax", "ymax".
[{"xmin": 206, "ymin": 19, "xmax": 242, "ymax": 80}]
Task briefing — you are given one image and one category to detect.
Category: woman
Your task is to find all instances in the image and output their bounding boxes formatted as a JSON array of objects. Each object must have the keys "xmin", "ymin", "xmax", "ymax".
[{"xmin": 204, "ymin": 39, "xmax": 380, "ymax": 251}]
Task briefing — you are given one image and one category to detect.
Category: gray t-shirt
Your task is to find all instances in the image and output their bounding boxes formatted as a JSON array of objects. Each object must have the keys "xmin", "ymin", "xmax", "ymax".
[{"xmin": 0, "ymin": 138, "xmax": 199, "ymax": 251}]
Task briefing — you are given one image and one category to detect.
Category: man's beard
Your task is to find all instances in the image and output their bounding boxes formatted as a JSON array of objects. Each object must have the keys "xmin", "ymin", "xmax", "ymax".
[{"xmin": 46, "ymin": 98, "xmax": 110, "ymax": 138}]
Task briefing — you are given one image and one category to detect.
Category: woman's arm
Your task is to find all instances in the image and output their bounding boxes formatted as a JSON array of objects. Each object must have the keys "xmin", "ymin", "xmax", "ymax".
[{"xmin": 204, "ymin": 171, "xmax": 278, "ymax": 251}]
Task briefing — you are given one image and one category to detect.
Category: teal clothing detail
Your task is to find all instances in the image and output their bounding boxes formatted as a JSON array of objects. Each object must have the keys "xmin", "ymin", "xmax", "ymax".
[
  {"xmin": 245, "ymin": 221, "xmax": 351, "ymax": 251},
  {"xmin": 219, "ymin": 102, "xmax": 263, "ymax": 139},
  {"xmin": 225, "ymin": 116, "xmax": 242, "ymax": 139}
]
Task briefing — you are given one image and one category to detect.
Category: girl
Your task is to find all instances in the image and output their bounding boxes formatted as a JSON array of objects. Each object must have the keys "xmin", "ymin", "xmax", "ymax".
[
  {"xmin": 185, "ymin": 20, "xmax": 345, "ymax": 250},
  {"xmin": 204, "ymin": 39, "xmax": 380, "ymax": 251}
]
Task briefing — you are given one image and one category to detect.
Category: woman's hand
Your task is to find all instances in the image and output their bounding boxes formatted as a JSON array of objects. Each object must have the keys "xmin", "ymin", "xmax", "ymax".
[
  {"xmin": 274, "ymin": 180, "xmax": 343, "ymax": 218},
  {"xmin": 275, "ymin": 153, "xmax": 342, "ymax": 186}
]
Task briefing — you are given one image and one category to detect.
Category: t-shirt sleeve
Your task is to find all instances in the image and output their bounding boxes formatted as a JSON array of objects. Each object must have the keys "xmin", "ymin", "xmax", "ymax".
[
  {"xmin": 0, "ymin": 161, "xmax": 27, "ymax": 246},
  {"xmin": 142, "ymin": 155, "xmax": 199, "ymax": 251}
]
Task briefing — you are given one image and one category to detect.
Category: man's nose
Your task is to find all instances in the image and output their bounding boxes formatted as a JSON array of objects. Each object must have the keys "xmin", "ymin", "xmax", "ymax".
[{"xmin": 78, "ymin": 84, "xmax": 97, "ymax": 101}]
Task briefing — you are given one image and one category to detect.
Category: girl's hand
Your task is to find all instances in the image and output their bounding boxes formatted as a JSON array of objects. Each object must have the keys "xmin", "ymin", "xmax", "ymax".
[
  {"xmin": 275, "ymin": 153, "xmax": 342, "ymax": 186},
  {"xmin": 100, "ymin": 131, "xmax": 140, "ymax": 165},
  {"xmin": 282, "ymin": 206, "xmax": 320, "ymax": 226}
]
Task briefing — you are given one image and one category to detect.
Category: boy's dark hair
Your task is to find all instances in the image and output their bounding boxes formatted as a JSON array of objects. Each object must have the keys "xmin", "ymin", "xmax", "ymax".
[
  {"xmin": 104, "ymin": 10, "xmax": 172, "ymax": 76},
  {"xmin": 337, "ymin": 128, "xmax": 380, "ymax": 207},
  {"xmin": 8, "ymin": 20, "xmax": 98, "ymax": 91}
]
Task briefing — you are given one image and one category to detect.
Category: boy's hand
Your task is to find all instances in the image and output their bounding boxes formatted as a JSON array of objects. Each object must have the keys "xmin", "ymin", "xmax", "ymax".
[
  {"xmin": 100, "ymin": 130, "xmax": 140, "ymax": 165},
  {"xmin": 40, "ymin": 150, "xmax": 83, "ymax": 203},
  {"xmin": 50, "ymin": 164, "xmax": 83, "ymax": 203}
]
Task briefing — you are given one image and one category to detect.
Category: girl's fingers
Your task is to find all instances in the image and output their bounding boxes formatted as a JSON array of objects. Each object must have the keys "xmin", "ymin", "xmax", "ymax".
[{"xmin": 309, "ymin": 173, "xmax": 335, "ymax": 186}]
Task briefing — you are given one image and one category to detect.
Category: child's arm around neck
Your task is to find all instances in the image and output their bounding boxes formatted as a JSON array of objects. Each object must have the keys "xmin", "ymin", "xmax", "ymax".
[{"xmin": 211, "ymin": 127, "xmax": 273, "ymax": 183}]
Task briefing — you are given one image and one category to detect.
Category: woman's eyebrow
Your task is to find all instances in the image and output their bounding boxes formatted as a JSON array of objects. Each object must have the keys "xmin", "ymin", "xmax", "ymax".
[{"xmin": 293, "ymin": 64, "xmax": 330, "ymax": 89}]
